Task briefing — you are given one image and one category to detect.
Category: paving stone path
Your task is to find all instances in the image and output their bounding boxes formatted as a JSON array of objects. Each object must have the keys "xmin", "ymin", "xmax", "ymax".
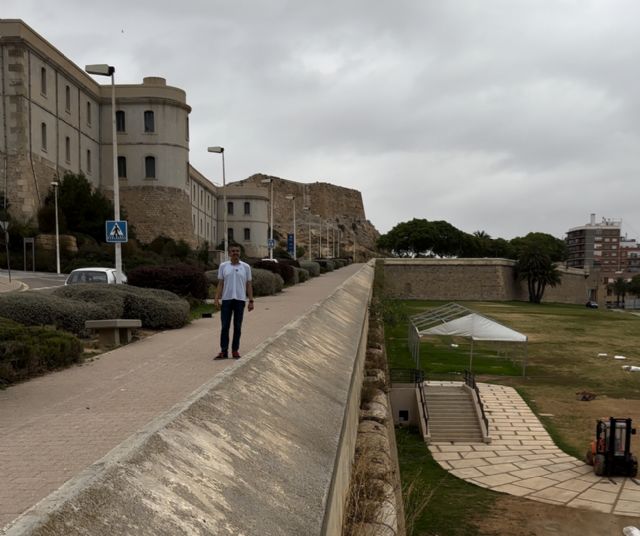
[{"xmin": 428, "ymin": 382, "xmax": 640, "ymax": 516}]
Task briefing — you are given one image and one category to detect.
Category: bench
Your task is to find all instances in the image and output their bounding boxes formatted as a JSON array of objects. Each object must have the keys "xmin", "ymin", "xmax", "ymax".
[{"xmin": 85, "ymin": 319, "xmax": 142, "ymax": 347}]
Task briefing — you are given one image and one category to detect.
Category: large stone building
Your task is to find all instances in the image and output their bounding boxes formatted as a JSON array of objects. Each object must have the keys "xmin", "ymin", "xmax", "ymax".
[
  {"xmin": 0, "ymin": 19, "xmax": 380, "ymax": 261},
  {"xmin": 0, "ymin": 19, "xmax": 270, "ymax": 258}
]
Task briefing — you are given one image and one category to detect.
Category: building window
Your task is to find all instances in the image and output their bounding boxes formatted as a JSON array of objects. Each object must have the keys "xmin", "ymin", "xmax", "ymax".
[
  {"xmin": 116, "ymin": 111, "xmax": 126, "ymax": 132},
  {"xmin": 65, "ymin": 85, "xmax": 71, "ymax": 111},
  {"xmin": 244, "ymin": 228, "xmax": 251, "ymax": 241},
  {"xmin": 144, "ymin": 110, "xmax": 155, "ymax": 133},
  {"xmin": 228, "ymin": 228, "xmax": 234, "ymax": 241},
  {"xmin": 41, "ymin": 122, "xmax": 47, "ymax": 151},
  {"xmin": 244, "ymin": 201, "xmax": 251, "ymax": 215},
  {"xmin": 65, "ymin": 137, "xmax": 71, "ymax": 162},
  {"xmin": 227, "ymin": 201, "xmax": 234, "ymax": 215},
  {"xmin": 117, "ymin": 156, "xmax": 127, "ymax": 178},
  {"xmin": 145, "ymin": 156, "xmax": 156, "ymax": 178},
  {"xmin": 186, "ymin": 117, "xmax": 189, "ymax": 140},
  {"xmin": 40, "ymin": 67, "xmax": 47, "ymax": 95},
  {"xmin": 87, "ymin": 149, "xmax": 92, "ymax": 174},
  {"xmin": 87, "ymin": 102, "xmax": 92, "ymax": 125}
]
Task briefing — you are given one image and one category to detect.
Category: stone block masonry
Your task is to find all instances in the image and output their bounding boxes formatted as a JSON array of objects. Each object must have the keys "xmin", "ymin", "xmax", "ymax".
[{"xmin": 383, "ymin": 258, "xmax": 596, "ymax": 304}]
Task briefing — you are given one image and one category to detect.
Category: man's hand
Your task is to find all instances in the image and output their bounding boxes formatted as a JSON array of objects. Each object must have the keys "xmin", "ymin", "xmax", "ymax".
[
  {"xmin": 214, "ymin": 298, "xmax": 220, "ymax": 308},
  {"xmin": 248, "ymin": 300, "xmax": 254, "ymax": 311}
]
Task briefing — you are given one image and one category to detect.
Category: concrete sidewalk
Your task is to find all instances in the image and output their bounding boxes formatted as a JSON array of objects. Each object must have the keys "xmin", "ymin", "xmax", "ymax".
[{"xmin": 0, "ymin": 263, "xmax": 365, "ymax": 530}]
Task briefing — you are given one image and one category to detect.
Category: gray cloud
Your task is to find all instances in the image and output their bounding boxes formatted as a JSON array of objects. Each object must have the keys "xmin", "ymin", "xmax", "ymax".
[{"xmin": 4, "ymin": 0, "xmax": 640, "ymax": 238}]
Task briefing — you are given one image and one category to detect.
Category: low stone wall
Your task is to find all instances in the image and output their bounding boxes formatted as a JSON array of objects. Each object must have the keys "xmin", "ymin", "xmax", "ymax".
[
  {"xmin": 383, "ymin": 258, "xmax": 595, "ymax": 305},
  {"xmin": 3, "ymin": 263, "xmax": 375, "ymax": 536}
]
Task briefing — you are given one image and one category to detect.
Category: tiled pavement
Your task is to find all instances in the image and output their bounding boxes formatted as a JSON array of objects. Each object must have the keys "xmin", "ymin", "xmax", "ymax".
[{"xmin": 428, "ymin": 382, "xmax": 640, "ymax": 516}]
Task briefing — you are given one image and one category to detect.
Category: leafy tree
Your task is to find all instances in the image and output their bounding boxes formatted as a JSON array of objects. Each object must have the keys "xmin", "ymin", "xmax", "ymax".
[
  {"xmin": 37, "ymin": 173, "xmax": 134, "ymax": 243},
  {"xmin": 515, "ymin": 246, "xmax": 562, "ymax": 303},
  {"xmin": 510, "ymin": 232, "xmax": 567, "ymax": 262},
  {"xmin": 377, "ymin": 218, "xmax": 468, "ymax": 257},
  {"xmin": 629, "ymin": 275, "xmax": 640, "ymax": 297},
  {"xmin": 608, "ymin": 277, "xmax": 629, "ymax": 307}
]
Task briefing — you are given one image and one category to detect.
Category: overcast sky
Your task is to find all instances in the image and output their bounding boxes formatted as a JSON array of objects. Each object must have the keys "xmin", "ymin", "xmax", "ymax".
[{"xmin": 5, "ymin": 1, "xmax": 640, "ymax": 240}]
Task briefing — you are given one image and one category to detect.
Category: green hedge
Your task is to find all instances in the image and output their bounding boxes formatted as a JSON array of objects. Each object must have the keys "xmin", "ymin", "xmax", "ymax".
[
  {"xmin": 0, "ymin": 317, "xmax": 83, "ymax": 386},
  {"xmin": 299, "ymin": 260, "xmax": 320, "ymax": 277},
  {"xmin": 0, "ymin": 292, "xmax": 109, "ymax": 334},
  {"xmin": 52, "ymin": 284, "xmax": 190, "ymax": 331},
  {"xmin": 295, "ymin": 267, "xmax": 310, "ymax": 283},
  {"xmin": 127, "ymin": 264, "xmax": 208, "ymax": 299},
  {"xmin": 252, "ymin": 268, "xmax": 284, "ymax": 296}
]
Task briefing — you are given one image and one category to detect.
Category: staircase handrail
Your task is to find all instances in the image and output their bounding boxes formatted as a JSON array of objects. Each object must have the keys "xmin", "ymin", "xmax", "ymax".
[{"xmin": 464, "ymin": 370, "xmax": 488, "ymax": 432}]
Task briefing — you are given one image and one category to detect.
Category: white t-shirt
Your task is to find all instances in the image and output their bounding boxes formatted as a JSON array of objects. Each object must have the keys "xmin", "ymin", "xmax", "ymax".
[{"xmin": 218, "ymin": 260, "xmax": 252, "ymax": 301}]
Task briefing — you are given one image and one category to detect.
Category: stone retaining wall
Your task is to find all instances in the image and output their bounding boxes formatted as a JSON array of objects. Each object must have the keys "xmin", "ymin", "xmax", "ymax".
[
  {"xmin": 2, "ymin": 263, "xmax": 375, "ymax": 536},
  {"xmin": 383, "ymin": 258, "xmax": 597, "ymax": 304}
]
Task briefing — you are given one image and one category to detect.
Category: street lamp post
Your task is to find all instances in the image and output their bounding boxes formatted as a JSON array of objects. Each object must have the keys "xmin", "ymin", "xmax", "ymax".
[
  {"xmin": 261, "ymin": 178, "xmax": 274, "ymax": 259},
  {"xmin": 85, "ymin": 63, "xmax": 122, "ymax": 283},
  {"xmin": 285, "ymin": 194, "xmax": 296, "ymax": 260},
  {"xmin": 51, "ymin": 181, "xmax": 60, "ymax": 274},
  {"xmin": 303, "ymin": 206, "xmax": 311, "ymax": 260},
  {"xmin": 326, "ymin": 220, "xmax": 331, "ymax": 258},
  {"xmin": 319, "ymin": 219, "xmax": 322, "ymax": 258},
  {"xmin": 207, "ymin": 146, "xmax": 227, "ymax": 261}
]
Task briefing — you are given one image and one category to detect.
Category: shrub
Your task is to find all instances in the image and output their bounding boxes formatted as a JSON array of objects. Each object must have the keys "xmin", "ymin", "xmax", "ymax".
[
  {"xmin": 295, "ymin": 267, "xmax": 310, "ymax": 283},
  {"xmin": 127, "ymin": 263, "xmax": 208, "ymax": 299},
  {"xmin": 0, "ymin": 291, "xmax": 109, "ymax": 334},
  {"xmin": 252, "ymin": 268, "xmax": 284, "ymax": 296},
  {"xmin": 315, "ymin": 259, "xmax": 335, "ymax": 273},
  {"xmin": 252, "ymin": 260, "xmax": 295, "ymax": 286},
  {"xmin": 0, "ymin": 317, "xmax": 83, "ymax": 386},
  {"xmin": 52, "ymin": 284, "xmax": 190, "ymax": 331},
  {"xmin": 123, "ymin": 291, "xmax": 189, "ymax": 330},
  {"xmin": 299, "ymin": 260, "xmax": 321, "ymax": 277}
]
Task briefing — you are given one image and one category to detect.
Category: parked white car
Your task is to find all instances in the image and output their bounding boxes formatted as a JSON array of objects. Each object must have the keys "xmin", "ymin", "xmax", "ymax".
[{"xmin": 65, "ymin": 267, "xmax": 127, "ymax": 285}]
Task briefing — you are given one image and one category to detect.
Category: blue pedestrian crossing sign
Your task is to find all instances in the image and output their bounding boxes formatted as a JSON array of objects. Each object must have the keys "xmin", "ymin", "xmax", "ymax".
[{"xmin": 105, "ymin": 220, "xmax": 128, "ymax": 243}]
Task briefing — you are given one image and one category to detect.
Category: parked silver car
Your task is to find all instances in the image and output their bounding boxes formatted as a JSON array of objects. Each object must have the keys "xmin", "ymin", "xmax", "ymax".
[{"xmin": 65, "ymin": 267, "xmax": 127, "ymax": 285}]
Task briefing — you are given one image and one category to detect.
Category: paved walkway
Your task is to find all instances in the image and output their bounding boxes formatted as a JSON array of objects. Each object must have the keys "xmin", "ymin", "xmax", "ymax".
[
  {"xmin": 0, "ymin": 263, "xmax": 364, "ymax": 529},
  {"xmin": 428, "ymin": 382, "xmax": 640, "ymax": 516}
]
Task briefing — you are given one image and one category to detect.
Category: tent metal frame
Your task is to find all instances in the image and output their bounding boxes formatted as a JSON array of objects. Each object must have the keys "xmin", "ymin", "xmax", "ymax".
[{"xmin": 408, "ymin": 303, "xmax": 528, "ymax": 376}]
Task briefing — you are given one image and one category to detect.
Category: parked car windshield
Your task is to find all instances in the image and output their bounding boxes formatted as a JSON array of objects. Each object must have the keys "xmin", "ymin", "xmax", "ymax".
[{"xmin": 67, "ymin": 270, "xmax": 110, "ymax": 284}]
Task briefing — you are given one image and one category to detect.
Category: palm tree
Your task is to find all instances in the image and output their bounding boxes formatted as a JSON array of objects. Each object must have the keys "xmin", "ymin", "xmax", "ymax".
[{"xmin": 515, "ymin": 248, "xmax": 562, "ymax": 303}]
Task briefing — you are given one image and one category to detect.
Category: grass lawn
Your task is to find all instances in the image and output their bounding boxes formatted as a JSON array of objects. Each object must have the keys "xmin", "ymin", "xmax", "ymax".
[{"xmin": 385, "ymin": 298, "xmax": 640, "ymax": 533}]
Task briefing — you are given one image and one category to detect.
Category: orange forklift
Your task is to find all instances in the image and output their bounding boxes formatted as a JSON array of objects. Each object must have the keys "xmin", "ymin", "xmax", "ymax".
[{"xmin": 585, "ymin": 417, "xmax": 638, "ymax": 477}]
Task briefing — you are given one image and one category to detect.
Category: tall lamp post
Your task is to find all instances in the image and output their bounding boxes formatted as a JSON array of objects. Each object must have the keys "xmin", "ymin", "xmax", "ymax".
[
  {"xmin": 303, "ymin": 206, "xmax": 311, "ymax": 260},
  {"xmin": 261, "ymin": 178, "xmax": 274, "ymax": 259},
  {"xmin": 85, "ymin": 63, "xmax": 122, "ymax": 283},
  {"xmin": 207, "ymin": 146, "xmax": 227, "ymax": 261},
  {"xmin": 285, "ymin": 194, "xmax": 296, "ymax": 260},
  {"xmin": 51, "ymin": 181, "xmax": 60, "ymax": 274}
]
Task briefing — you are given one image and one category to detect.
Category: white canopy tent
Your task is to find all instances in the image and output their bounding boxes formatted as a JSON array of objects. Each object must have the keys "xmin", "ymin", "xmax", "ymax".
[{"xmin": 409, "ymin": 303, "xmax": 529, "ymax": 376}]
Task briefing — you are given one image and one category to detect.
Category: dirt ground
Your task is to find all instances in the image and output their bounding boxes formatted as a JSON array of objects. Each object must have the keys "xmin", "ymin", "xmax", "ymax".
[
  {"xmin": 474, "ymin": 494, "xmax": 639, "ymax": 536},
  {"xmin": 472, "ymin": 388, "xmax": 640, "ymax": 536}
]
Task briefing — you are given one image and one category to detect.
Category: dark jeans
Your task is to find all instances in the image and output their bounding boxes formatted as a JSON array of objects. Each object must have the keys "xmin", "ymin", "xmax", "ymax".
[{"xmin": 220, "ymin": 299, "xmax": 246, "ymax": 353}]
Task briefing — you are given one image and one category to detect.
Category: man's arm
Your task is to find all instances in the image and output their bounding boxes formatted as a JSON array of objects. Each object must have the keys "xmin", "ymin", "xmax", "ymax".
[
  {"xmin": 214, "ymin": 279, "xmax": 224, "ymax": 307},
  {"xmin": 246, "ymin": 281, "xmax": 254, "ymax": 311}
]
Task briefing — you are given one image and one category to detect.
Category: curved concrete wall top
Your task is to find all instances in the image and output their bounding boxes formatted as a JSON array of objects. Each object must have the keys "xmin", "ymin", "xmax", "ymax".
[{"xmin": 3, "ymin": 263, "xmax": 374, "ymax": 536}]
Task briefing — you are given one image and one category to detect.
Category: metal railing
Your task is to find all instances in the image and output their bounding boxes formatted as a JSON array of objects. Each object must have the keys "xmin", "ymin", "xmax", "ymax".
[
  {"xmin": 464, "ymin": 370, "xmax": 488, "ymax": 432},
  {"xmin": 390, "ymin": 368, "xmax": 424, "ymax": 385},
  {"xmin": 417, "ymin": 378, "xmax": 429, "ymax": 432},
  {"xmin": 390, "ymin": 368, "xmax": 429, "ymax": 433}
]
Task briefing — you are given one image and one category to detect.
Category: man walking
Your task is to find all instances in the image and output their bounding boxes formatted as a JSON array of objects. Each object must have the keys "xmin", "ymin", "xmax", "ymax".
[{"xmin": 214, "ymin": 245, "xmax": 254, "ymax": 359}]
